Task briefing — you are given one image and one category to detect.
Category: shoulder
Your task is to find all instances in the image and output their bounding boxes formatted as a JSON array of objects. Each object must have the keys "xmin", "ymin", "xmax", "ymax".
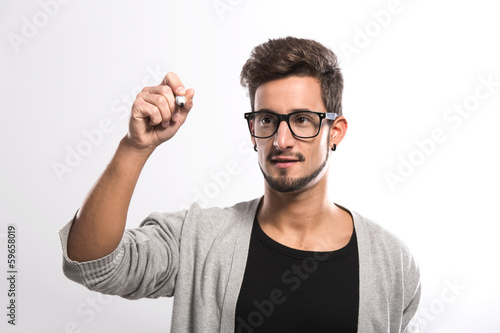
[
  {"xmin": 353, "ymin": 211, "xmax": 414, "ymax": 256},
  {"xmin": 139, "ymin": 197, "xmax": 261, "ymax": 238},
  {"xmin": 142, "ymin": 197, "xmax": 260, "ymax": 223},
  {"xmin": 188, "ymin": 197, "xmax": 261, "ymax": 219},
  {"xmin": 180, "ymin": 198, "xmax": 260, "ymax": 231},
  {"xmin": 352, "ymin": 210, "xmax": 420, "ymax": 281}
]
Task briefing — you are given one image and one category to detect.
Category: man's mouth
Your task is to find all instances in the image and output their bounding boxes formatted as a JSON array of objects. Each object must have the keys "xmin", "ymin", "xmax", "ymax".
[{"xmin": 269, "ymin": 155, "xmax": 304, "ymax": 168}]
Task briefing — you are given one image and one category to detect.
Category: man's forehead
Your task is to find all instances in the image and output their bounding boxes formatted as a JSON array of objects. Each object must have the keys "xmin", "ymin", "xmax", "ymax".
[{"xmin": 254, "ymin": 76, "xmax": 325, "ymax": 112}]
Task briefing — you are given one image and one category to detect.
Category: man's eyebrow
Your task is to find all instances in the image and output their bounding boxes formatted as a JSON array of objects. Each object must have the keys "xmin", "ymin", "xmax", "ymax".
[{"xmin": 254, "ymin": 108, "xmax": 313, "ymax": 113}]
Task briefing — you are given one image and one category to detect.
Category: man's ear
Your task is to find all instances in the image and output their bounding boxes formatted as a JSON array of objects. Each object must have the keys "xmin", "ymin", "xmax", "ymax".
[{"xmin": 329, "ymin": 116, "xmax": 348, "ymax": 148}]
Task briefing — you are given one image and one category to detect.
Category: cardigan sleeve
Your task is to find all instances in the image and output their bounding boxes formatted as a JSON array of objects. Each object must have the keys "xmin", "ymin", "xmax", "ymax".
[{"xmin": 59, "ymin": 210, "xmax": 187, "ymax": 300}]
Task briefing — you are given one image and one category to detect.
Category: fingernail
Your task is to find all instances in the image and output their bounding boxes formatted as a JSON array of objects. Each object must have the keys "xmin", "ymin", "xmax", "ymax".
[
  {"xmin": 172, "ymin": 112, "xmax": 180, "ymax": 122},
  {"xmin": 176, "ymin": 87, "xmax": 186, "ymax": 94}
]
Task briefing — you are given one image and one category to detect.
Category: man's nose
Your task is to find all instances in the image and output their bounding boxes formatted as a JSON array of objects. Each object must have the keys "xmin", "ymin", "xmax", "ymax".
[{"xmin": 273, "ymin": 121, "xmax": 295, "ymax": 151}]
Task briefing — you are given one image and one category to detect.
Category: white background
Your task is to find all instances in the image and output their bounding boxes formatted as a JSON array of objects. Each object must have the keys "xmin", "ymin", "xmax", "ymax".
[{"xmin": 1, "ymin": 0, "xmax": 499, "ymax": 332}]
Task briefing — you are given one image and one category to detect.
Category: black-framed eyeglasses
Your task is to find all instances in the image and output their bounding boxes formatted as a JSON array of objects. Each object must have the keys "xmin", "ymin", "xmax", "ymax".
[{"xmin": 244, "ymin": 110, "xmax": 338, "ymax": 139}]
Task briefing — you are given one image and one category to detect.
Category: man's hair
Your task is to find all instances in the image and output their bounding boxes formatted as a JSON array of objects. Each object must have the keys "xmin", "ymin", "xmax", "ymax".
[{"xmin": 240, "ymin": 37, "xmax": 344, "ymax": 116}]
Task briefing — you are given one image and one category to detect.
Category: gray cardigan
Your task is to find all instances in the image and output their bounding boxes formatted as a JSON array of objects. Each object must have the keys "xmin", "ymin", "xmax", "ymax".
[{"xmin": 59, "ymin": 198, "xmax": 421, "ymax": 332}]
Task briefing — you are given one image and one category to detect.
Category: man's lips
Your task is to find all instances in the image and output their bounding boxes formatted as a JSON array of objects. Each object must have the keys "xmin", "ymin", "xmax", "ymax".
[
  {"xmin": 266, "ymin": 151, "xmax": 305, "ymax": 169},
  {"xmin": 269, "ymin": 155, "xmax": 303, "ymax": 168},
  {"xmin": 271, "ymin": 157, "xmax": 299, "ymax": 162}
]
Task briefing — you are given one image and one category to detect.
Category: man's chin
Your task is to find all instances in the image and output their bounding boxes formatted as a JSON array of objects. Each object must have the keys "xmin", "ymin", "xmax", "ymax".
[
  {"xmin": 260, "ymin": 168, "xmax": 314, "ymax": 193},
  {"xmin": 259, "ymin": 155, "xmax": 329, "ymax": 193},
  {"xmin": 266, "ymin": 177, "xmax": 306, "ymax": 193}
]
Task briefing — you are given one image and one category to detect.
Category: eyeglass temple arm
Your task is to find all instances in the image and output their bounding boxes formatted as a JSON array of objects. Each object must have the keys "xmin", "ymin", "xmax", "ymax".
[{"xmin": 325, "ymin": 112, "xmax": 338, "ymax": 121}]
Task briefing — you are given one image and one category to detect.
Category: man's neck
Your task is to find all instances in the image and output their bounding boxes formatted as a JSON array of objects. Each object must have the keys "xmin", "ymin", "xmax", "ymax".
[
  {"xmin": 256, "ymin": 178, "xmax": 353, "ymax": 251},
  {"xmin": 259, "ymin": 182, "xmax": 334, "ymax": 230}
]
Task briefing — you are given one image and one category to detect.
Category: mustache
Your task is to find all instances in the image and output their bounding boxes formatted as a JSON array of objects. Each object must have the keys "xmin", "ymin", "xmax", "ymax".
[{"xmin": 266, "ymin": 151, "xmax": 306, "ymax": 162}]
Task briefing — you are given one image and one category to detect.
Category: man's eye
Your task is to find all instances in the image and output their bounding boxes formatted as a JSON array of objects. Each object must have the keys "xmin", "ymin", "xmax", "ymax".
[
  {"xmin": 294, "ymin": 116, "xmax": 314, "ymax": 126},
  {"xmin": 295, "ymin": 117, "xmax": 309, "ymax": 124},
  {"xmin": 260, "ymin": 116, "xmax": 275, "ymax": 124}
]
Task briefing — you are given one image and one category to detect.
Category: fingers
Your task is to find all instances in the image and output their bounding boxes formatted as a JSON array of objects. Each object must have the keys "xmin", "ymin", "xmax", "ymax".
[
  {"xmin": 131, "ymin": 94, "xmax": 161, "ymax": 127},
  {"xmin": 140, "ymin": 93, "xmax": 171, "ymax": 127},
  {"xmin": 130, "ymin": 72, "xmax": 194, "ymax": 147},
  {"xmin": 162, "ymin": 72, "xmax": 186, "ymax": 96},
  {"xmin": 161, "ymin": 72, "xmax": 192, "ymax": 121},
  {"xmin": 143, "ymin": 85, "xmax": 194, "ymax": 122},
  {"xmin": 134, "ymin": 86, "xmax": 194, "ymax": 127},
  {"xmin": 143, "ymin": 85, "xmax": 176, "ymax": 123},
  {"xmin": 182, "ymin": 88, "xmax": 195, "ymax": 110}
]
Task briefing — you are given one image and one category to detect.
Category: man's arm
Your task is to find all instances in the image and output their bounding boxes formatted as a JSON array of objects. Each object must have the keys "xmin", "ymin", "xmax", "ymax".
[{"xmin": 66, "ymin": 72, "xmax": 195, "ymax": 262}]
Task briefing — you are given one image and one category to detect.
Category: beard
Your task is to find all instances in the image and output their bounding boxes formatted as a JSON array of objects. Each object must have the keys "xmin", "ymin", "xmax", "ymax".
[{"xmin": 259, "ymin": 146, "xmax": 330, "ymax": 193}]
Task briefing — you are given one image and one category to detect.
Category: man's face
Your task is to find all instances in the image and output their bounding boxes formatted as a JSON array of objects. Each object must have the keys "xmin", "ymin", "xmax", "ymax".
[{"xmin": 253, "ymin": 76, "xmax": 333, "ymax": 193}]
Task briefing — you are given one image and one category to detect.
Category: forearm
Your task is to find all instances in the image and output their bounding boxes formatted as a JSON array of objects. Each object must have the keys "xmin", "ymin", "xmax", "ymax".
[
  {"xmin": 66, "ymin": 72, "xmax": 193, "ymax": 262},
  {"xmin": 67, "ymin": 136, "xmax": 155, "ymax": 262}
]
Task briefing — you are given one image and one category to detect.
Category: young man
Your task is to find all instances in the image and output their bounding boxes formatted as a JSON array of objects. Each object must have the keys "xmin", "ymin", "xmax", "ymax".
[{"xmin": 59, "ymin": 37, "xmax": 421, "ymax": 332}]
